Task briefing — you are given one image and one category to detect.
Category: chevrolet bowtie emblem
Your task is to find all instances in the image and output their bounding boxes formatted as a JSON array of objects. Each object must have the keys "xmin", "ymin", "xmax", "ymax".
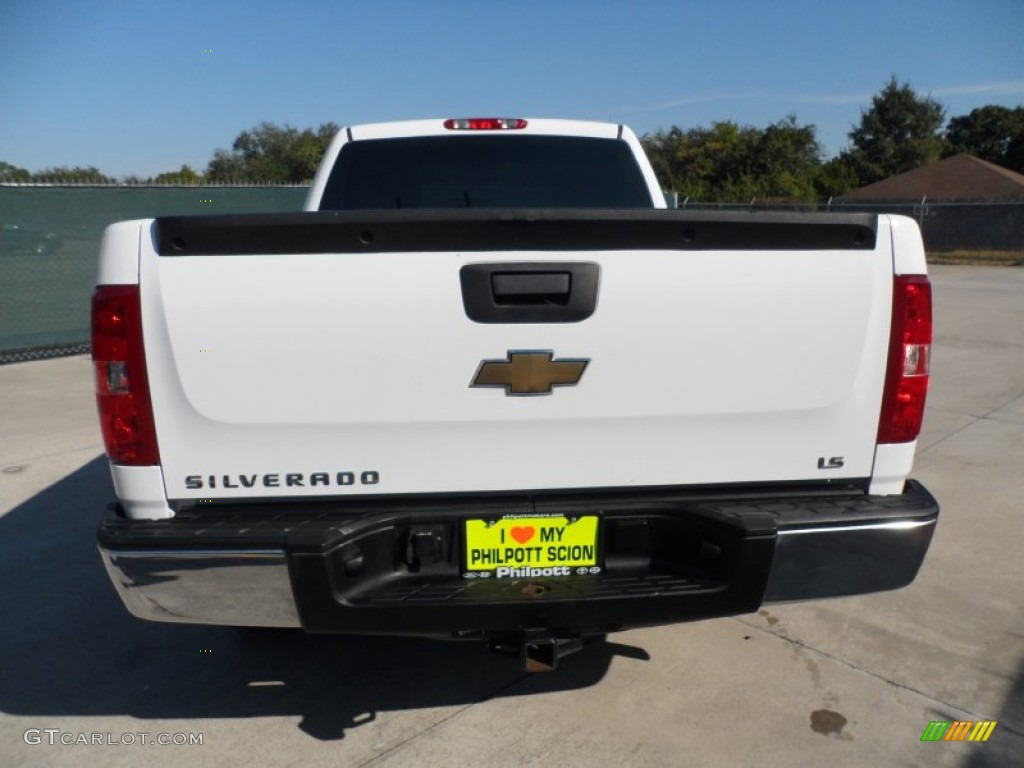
[{"xmin": 471, "ymin": 351, "xmax": 589, "ymax": 396}]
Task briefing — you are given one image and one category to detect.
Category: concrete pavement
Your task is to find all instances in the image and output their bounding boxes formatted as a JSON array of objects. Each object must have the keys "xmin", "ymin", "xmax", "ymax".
[{"xmin": 1, "ymin": 264, "xmax": 1021, "ymax": 767}]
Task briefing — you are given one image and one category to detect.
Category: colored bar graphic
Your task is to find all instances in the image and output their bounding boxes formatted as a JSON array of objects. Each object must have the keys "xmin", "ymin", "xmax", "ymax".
[
  {"xmin": 968, "ymin": 721, "xmax": 998, "ymax": 742},
  {"xmin": 920, "ymin": 721, "xmax": 949, "ymax": 741},
  {"xmin": 944, "ymin": 721, "xmax": 972, "ymax": 741},
  {"xmin": 921, "ymin": 720, "xmax": 997, "ymax": 742}
]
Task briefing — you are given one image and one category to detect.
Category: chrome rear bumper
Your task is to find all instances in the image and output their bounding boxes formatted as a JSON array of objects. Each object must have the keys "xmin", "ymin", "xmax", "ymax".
[
  {"xmin": 100, "ymin": 549, "xmax": 301, "ymax": 627},
  {"xmin": 97, "ymin": 481, "xmax": 938, "ymax": 632}
]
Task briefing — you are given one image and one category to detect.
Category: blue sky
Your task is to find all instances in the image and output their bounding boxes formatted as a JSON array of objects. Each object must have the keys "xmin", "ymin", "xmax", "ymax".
[{"xmin": 1, "ymin": 0, "xmax": 1022, "ymax": 178}]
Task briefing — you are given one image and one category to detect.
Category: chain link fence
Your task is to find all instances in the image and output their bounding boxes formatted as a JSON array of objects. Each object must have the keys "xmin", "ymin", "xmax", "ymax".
[
  {"xmin": 2, "ymin": 188, "xmax": 1021, "ymax": 363},
  {"xmin": 667, "ymin": 196, "xmax": 1024, "ymax": 258},
  {"xmin": 0, "ymin": 185, "xmax": 309, "ymax": 363},
  {"xmin": 830, "ymin": 200, "xmax": 1023, "ymax": 255}
]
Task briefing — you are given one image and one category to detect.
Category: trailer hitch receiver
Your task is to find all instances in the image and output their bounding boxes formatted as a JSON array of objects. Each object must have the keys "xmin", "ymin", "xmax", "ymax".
[{"xmin": 490, "ymin": 630, "xmax": 585, "ymax": 672}]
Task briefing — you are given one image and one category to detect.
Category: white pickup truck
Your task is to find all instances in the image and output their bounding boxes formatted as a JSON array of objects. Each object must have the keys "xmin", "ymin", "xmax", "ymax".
[{"xmin": 93, "ymin": 117, "xmax": 938, "ymax": 669}]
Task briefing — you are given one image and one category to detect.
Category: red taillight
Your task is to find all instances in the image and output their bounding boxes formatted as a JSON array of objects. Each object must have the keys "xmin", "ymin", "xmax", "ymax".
[
  {"xmin": 443, "ymin": 117, "xmax": 528, "ymax": 130},
  {"xmin": 92, "ymin": 285, "xmax": 159, "ymax": 465},
  {"xmin": 877, "ymin": 275, "xmax": 933, "ymax": 444}
]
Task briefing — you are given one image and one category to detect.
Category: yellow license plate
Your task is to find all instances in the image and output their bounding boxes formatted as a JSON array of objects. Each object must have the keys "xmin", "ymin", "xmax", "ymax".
[{"xmin": 463, "ymin": 515, "xmax": 600, "ymax": 578}]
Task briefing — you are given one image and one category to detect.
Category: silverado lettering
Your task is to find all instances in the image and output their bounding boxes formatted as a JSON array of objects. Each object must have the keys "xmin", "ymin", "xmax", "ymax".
[{"xmin": 183, "ymin": 471, "xmax": 380, "ymax": 489}]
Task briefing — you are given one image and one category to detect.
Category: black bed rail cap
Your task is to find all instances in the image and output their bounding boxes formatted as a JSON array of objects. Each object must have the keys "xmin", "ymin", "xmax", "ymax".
[{"xmin": 153, "ymin": 208, "xmax": 879, "ymax": 256}]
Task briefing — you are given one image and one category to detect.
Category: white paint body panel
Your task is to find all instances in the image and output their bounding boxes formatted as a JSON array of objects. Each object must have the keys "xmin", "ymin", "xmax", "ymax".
[
  {"xmin": 97, "ymin": 220, "xmax": 145, "ymax": 285},
  {"xmin": 888, "ymin": 214, "xmax": 929, "ymax": 275},
  {"xmin": 869, "ymin": 442, "xmax": 918, "ymax": 495},
  {"xmin": 138, "ymin": 222, "xmax": 897, "ymax": 500},
  {"xmin": 110, "ymin": 464, "xmax": 174, "ymax": 519}
]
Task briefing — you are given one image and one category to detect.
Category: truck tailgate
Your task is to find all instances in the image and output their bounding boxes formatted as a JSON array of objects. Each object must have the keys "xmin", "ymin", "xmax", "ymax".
[{"xmin": 140, "ymin": 211, "xmax": 892, "ymax": 500}]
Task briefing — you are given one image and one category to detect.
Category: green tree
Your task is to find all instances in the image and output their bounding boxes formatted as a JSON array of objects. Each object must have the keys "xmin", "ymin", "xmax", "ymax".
[
  {"xmin": 0, "ymin": 161, "xmax": 31, "ymax": 182},
  {"xmin": 642, "ymin": 116, "xmax": 824, "ymax": 202},
  {"xmin": 205, "ymin": 148, "xmax": 246, "ymax": 182},
  {"xmin": 814, "ymin": 154, "xmax": 859, "ymax": 198},
  {"xmin": 748, "ymin": 115, "xmax": 822, "ymax": 200},
  {"xmin": 641, "ymin": 126, "xmax": 690, "ymax": 193},
  {"xmin": 31, "ymin": 166, "xmax": 114, "ymax": 184},
  {"xmin": 153, "ymin": 164, "xmax": 204, "ymax": 184},
  {"xmin": 846, "ymin": 77, "xmax": 945, "ymax": 185},
  {"xmin": 945, "ymin": 105, "xmax": 1024, "ymax": 173},
  {"xmin": 695, "ymin": 121, "xmax": 761, "ymax": 200},
  {"xmin": 205, "ymin": 122, "xmax": 340, "ymax": 183}
]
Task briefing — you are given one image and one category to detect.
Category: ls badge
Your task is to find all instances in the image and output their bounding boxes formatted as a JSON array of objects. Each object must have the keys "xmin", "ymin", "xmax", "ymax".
[{"xmin": 471, "ymin": 351, "xmax": 589, "ymax": 396}]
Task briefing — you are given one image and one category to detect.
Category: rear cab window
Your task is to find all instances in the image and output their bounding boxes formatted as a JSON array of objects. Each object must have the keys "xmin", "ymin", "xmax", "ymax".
[{"xmin": 319, "ymin": 136, "xmax": 654, "ymax": 210}]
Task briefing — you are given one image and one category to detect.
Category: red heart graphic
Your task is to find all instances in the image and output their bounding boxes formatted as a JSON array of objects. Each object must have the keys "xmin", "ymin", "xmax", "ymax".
[{"xmin": 510, "ymin": 526, "xmax": 535, "ymax": 544}]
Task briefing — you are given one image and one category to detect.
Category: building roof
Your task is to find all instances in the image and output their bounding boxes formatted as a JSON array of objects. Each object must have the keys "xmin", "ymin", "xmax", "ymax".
[{"xmin": 838, "ymin": 153, "xmax": 1024, "ymax": 202}]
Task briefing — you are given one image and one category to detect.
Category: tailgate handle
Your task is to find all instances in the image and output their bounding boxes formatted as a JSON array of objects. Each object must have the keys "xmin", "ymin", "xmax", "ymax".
[
  {"xmin": 460, "ymin": 262, "xmax": 600, "ymax": 324},
  {"xmin": 491, "ymin": 272, "xmax": 571, "ymax": 306}
]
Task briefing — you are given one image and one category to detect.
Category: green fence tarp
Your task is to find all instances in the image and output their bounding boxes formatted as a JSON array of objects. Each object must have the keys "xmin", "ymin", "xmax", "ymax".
[{"xmin": 0, "ymin": 187, "xmax": 307, "ymax": 358}]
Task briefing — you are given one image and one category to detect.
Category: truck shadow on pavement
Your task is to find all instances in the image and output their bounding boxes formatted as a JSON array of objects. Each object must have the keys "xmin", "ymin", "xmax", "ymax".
[{"xmin": 0, "ymin": 458, "xmax": 639, "ymax": 741}]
